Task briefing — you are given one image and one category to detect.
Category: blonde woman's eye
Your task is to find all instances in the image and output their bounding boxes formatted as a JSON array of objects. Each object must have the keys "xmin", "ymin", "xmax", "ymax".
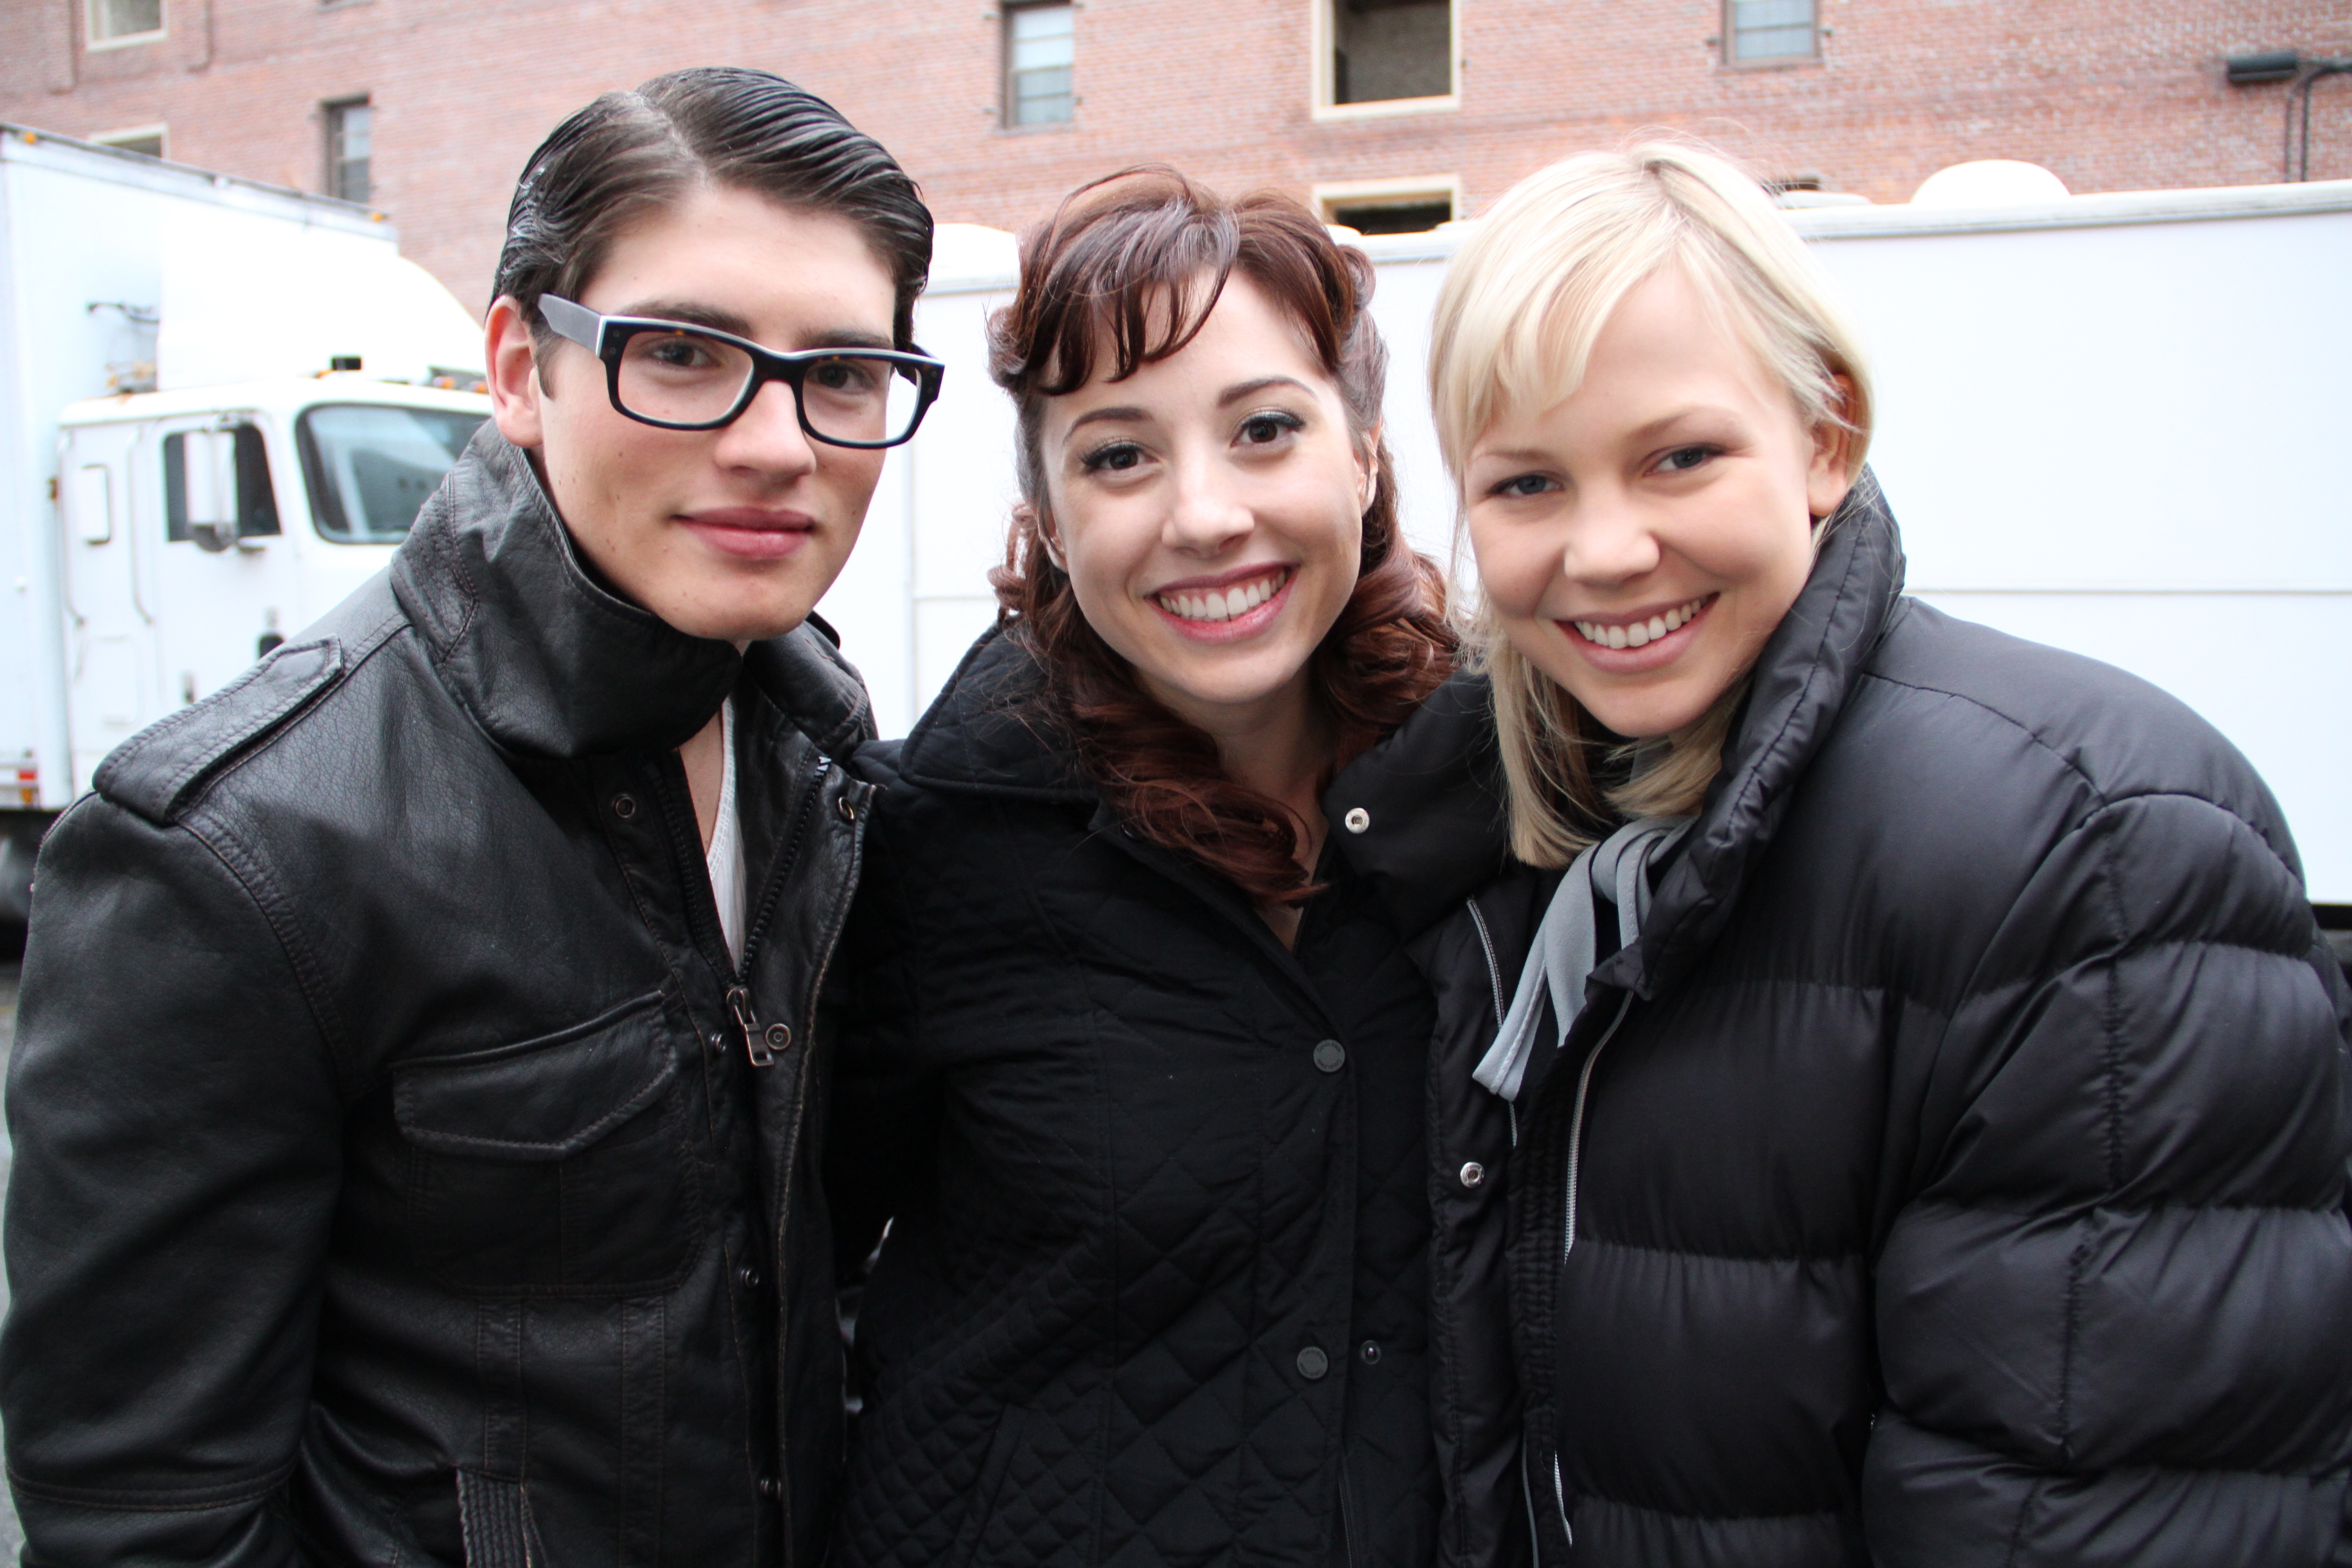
[
  {"xmin": 1237, "ymin": 411, "xmax": 1304, "ymax": 446},
  {"xmin": 1659, "ymin": 445, "xmax": 1716, "ymax": 473},
  {"xmin": 1488, "ymin": 473, "xmax": 1555, "ymax": 498}
]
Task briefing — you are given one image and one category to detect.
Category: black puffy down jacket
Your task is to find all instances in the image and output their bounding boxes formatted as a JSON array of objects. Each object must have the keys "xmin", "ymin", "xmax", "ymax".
[
  {"xmin": 828, "ymin": 628, "xmax": 1446, "ymax": 1568},
  {"xmin": 1329, "ymin": 476, "xmax": 2352, "ymax": 1566}
]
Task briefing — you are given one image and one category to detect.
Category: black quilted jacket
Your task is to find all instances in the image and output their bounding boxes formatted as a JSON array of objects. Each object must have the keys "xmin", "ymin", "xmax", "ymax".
[
  {"xmin": 1329, "ymin": 477, "xmax": 2352, "ymax": 1565},
  {"xmin": 828, "ymin": 628, "xmax": 1443, "ymax": 1568},
  {"xmin": 3, "ymin": 430, "xmax": 873, "ymax": 1568}
]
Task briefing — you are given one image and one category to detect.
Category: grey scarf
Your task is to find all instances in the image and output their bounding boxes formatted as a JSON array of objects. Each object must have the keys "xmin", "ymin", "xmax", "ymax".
[{"xmin": 1472, "ymin": 816, "xmax": 1694, "ymax": 1102}]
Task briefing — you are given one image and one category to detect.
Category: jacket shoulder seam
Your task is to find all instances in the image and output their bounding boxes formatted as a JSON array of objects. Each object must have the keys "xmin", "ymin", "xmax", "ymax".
[{"xmin": 177, "ymin": 811, "xmax": 357, "ymax": 1091}]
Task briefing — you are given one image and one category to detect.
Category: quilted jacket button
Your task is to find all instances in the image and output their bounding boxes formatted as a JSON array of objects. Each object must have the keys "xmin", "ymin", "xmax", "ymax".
[
  {"xmin": 1296, "ymin": 1345, "xmax": 1329, "ymax": 1381},
  {"xmin": 1359, "ymin": 1339, "xmax": 1382, "ymax": 1365},
  {"xmin": 1342, "ymin": 806, "xmax": 1371, "ymax": 834},
  {"xmin": 1459, "ymin": 1161, "xmax": 1486, "ymax": 1188},
  {"xmin": 1312, "ymin": 1039, "xmax": 1346, "ymax": 1073}
]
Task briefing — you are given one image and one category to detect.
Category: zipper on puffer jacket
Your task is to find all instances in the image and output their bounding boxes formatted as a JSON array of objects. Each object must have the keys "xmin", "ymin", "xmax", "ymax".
[
  {"xmin": 1562, "ymin": 992, "xmax": 1634, "ymax": 1262},
  {"xmin": 1464, "ymin": 899, "xmax": 1518, "ymax": 1147}
]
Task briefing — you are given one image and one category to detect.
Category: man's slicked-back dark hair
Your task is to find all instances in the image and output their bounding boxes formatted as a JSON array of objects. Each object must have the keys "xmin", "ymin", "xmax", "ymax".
[{"xmin": 494, "ymin": 67, "xmax": 933, "ymax": 349}]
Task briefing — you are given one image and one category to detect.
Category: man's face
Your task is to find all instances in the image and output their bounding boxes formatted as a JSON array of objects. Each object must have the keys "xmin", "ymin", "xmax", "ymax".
[{"xmin": 487, "ymin": 185, "xmax": 901, "ymax": 642}]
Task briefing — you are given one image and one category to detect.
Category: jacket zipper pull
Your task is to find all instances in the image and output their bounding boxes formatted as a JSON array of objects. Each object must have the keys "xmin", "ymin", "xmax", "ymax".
[{"xmin": 729, "ymin": 985, "xmax": 779, "ymax": 1068}]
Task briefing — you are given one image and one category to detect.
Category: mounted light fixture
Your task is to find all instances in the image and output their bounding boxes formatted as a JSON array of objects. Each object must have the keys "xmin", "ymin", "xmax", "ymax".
[{"xmin": 2225, "ymin": 49, "xmax": 2352, "ymax": 180}]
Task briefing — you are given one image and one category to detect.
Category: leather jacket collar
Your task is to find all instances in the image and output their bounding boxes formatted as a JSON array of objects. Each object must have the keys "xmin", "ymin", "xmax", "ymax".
[{"xmin": 391, "ymin": 426, "xmax": 742, "ymax": 759}]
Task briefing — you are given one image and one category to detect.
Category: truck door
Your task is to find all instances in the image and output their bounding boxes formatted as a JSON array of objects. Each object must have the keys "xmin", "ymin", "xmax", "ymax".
[
  {"xmin": 57, "ymin": 424, "xmax": 161, "ymax": 794},
  {"xmin": 150, "ymin": 414, "xmax": 304, "ymax": 708}
]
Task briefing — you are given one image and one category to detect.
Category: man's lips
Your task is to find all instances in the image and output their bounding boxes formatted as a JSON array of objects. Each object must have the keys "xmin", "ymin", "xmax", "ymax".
[{"xmin": 677, "ymin": 508, "xmax": 817, "ymax": 561}]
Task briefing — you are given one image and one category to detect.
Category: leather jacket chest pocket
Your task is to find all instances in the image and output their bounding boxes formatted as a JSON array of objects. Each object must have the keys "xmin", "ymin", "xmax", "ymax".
[{"xmin": 394, "ymin": 995, "xmax": 704, "ymax": 1295}]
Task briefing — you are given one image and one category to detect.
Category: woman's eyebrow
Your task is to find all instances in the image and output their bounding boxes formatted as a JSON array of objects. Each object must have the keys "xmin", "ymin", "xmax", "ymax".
[
  {"xmin": 1217, "ymin": 375, "xmax": 1313, "ymax": 407},
  {"xmin": 1064, "ymin": 405, "xmax": 1149, "ymax": 434}
]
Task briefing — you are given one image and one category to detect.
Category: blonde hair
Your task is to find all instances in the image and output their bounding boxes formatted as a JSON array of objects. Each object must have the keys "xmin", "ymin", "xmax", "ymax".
[{"xmin": 1431, "ymin": 141, "xmax": 1874, "ymax": 866}]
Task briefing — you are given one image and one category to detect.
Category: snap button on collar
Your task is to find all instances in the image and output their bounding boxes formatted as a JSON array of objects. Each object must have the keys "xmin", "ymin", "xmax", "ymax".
[{"xmin": 1342, "ymin": 806, "xmax": 1370, "ymax": 834}]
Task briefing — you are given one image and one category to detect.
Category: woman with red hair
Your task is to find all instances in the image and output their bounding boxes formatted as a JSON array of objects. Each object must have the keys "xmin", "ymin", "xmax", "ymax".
[{"xmin": 827, "ymin": 170, "xmax": 1473, "ymax": 1567}]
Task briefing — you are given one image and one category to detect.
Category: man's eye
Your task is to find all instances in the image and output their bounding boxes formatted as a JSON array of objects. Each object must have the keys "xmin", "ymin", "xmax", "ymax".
[{"xmin": 646, "ymin": 337, "xmax": 716, "ymax": 370}]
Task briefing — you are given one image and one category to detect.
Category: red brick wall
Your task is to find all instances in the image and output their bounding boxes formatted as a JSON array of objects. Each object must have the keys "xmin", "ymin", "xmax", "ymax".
[{"xmin": 3, "ymin": 0, "xmax": 2344, "ymax": 311}]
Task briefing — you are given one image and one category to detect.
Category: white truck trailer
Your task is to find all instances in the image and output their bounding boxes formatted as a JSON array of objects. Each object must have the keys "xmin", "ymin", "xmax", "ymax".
[
  {"xmin": 825, "ymin": 180, "xmax": 2352, "ymax": 930},
  {"xmin": 0, "ymin": 125, "xmax": 490, "ymax": 926}
]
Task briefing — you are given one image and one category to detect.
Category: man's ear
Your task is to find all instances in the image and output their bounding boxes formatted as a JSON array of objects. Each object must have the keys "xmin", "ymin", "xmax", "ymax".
[
  {"xmin": 1806, "ymin": 373, "xmax": 1860, "ymax": 521},
  {"xmin": 486, "ymin": 295, "xmax": 547, "ymax": 451}
]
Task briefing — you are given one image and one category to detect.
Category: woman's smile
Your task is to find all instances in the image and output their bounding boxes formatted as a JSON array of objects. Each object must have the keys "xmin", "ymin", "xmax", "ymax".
[
  {"xmin": 1558, "ymin": 592, "xmax": 1719, "ymax": 672},
  {"xmin": 1149, "ymin": 564, "xmax": 1297, "ymax": 641}
]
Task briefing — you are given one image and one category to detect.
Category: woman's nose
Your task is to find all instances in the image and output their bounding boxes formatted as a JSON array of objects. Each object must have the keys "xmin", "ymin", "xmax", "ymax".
[
  {"xmin": 1561, "ymin": 498, "xmax": 1662, "ymax": 585},
  {"xmin": 1161, "ymin": 454, "xmax": 1254, "ymax": 554}
]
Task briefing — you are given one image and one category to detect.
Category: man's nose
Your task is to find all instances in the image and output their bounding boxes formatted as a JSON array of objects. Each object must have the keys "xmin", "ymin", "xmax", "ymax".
[{"xmin": 710, "ymin": 378, "xmax": 819, "ymax": 480}]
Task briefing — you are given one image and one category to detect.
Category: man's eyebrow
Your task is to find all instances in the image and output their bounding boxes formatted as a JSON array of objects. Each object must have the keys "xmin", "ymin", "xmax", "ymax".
[
  {"xmin": 1217, "ymin": 375, "xmax": 1314, "ymax": 407},
  {"xmin": 607, "ymin": 302, "xmax": 896, "ymax": 354}
]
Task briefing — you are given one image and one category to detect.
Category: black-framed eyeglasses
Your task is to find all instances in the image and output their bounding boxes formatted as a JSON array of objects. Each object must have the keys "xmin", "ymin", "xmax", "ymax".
[{"xmin": 537, "ymin": 294, "xmax": 945, "ymax": 449}]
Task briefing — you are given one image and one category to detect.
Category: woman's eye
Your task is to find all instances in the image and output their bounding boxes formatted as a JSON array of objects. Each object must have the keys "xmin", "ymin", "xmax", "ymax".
[
  {"xmin": 1658, "ymin": 445, "xmax": 1716, "ymax": 473},
  {"xmin": 1489, "ymin": 473, "xmax": 1555, "ymax": 498},
  {"xmin": 1237, "ymin": 411, "xmax": 1304, "ymax": 447},
  {"xmin": 1080, "ymin": 442, "xmax": 1147, "ymax": 474}
]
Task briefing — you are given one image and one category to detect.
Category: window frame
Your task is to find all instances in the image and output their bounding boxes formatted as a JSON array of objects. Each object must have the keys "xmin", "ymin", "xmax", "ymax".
[
  {"xmin": 1313, "ymin": 175, "xmax": 1462, "ymax": 235},
  {"xmin": 1001, "ymin": 0, "xmax": 1077, "ymax": 131},
  {"xmin": 323, "ymin": 97, "xmax": 373, "ymax": 205},
  {"xmin": 85, "ymin": 0, "xmax": 167, "ymax": 49},
  {"xmin": 91, "ymin": 124, "xmax": 168, "ymax": 159},
  {"xmin": 1721, "ymin": 0, "xmax": 1822, "ymax": 68},
  {"xmin": 1312, "ymin": 0, "xmax": 1459, "ymax": 122}
]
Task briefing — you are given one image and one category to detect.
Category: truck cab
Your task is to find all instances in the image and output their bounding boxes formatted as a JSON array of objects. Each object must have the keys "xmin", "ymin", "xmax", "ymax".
[{"xmin": 55, "ymin": 377, "xmax": 487, "ymax": 796}]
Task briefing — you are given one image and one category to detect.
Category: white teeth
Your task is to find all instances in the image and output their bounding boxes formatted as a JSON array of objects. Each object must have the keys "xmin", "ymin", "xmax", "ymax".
[
  {"xmin": 1156, "ymin": 570, "xmax": 1287, "ymax": 623},
  {"xmin": 1574, "ymin": 596, "xmax": 1707, "ymax": 649}
]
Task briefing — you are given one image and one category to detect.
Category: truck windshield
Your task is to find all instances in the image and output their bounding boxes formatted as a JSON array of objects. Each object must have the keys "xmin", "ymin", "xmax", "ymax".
[{"xmin": 297, "ymin": 404, "xmax": 487, "ymax": 544}]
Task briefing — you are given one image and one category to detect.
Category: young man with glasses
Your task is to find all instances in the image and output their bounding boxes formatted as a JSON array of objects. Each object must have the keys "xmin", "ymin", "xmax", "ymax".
[{"xmin": 1, "ymin": 69, "xmax": 940, "ymax": 1568}]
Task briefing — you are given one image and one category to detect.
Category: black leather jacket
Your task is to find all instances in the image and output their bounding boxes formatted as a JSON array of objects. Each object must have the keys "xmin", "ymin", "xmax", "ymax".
[{"xmin": 2, "ymin": 430, "xmax": 875, "ymax": 1568}]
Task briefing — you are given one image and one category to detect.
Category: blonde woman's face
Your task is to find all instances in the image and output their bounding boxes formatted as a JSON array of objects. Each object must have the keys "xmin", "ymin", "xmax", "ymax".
[{"xmin": 1462, "ymin": 265, "xmax": 1853, "ymax": 740}]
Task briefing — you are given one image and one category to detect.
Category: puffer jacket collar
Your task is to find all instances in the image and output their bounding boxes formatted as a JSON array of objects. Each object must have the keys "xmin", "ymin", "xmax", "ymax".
[
  {"xmin": 894, "ymin": 623, "xmax": 1095, "ymax": 802},
  {"xmin": 1335, "ymin": 470, "xmax": 1907, "ymax": 998},
  {"xmin": 390, "ymin": 424, "xmax": 743, "ymax": 759}
]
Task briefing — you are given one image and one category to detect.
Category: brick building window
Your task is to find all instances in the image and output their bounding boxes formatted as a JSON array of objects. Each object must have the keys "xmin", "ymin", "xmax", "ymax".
[
  {"xmin": 1316, "ymin": 176, "xmax": 1460, "ymax": 235},
  {"xmin": 87, "ymin": 0, "xmax": 165, "ymax": 46},
  {"xmin": 1005, "ymin": 4, "xmax": 1074, "ymax": 127},
  {"xmin": 1726, "ymin": 0, "xmax": 1818, "ymax": 64},
  {"xmin": 326, "ymin": 99, "xmax": 372, "ymax": 204},
  {"xmin": 93, "ymin": 125, "xmax": 167, "ymax": 158},
  {"xmin": 1319, "ymin": 0, "xmax": 1455, "ymax": 115}
]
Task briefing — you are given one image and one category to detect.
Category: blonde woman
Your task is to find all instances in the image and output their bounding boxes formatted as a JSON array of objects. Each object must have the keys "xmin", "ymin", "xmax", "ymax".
[{"xmin": 1328, "ymin": 144, "xmax": 2352, "ymax": 1565}]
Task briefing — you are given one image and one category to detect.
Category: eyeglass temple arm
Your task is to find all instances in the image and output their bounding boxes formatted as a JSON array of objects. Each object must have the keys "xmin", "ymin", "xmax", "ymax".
[{"xmin": 535, "ymin": 294, "xmax": 603, "ymax": 353}]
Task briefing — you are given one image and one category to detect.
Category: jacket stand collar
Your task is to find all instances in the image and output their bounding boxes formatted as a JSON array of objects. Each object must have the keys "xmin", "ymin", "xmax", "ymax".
[{"xmin": 390, "ymin": 426, "xmax": 742, "ymax": 760}]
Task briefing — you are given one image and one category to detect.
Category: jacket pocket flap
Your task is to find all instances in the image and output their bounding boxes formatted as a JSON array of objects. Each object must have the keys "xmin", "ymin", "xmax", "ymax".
[{"xmin": 395, "ymin": 995, "xmax": 679, "ymax": 1161}]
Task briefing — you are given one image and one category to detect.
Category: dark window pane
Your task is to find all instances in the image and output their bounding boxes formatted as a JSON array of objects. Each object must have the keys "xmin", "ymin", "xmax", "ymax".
[
  {"xmin": 1333, "ymin": 0, "xmax": 1450, "ymax": 104},
  {"xmin": 329, "ymin": 102, "xmax": 372, "ymax": 204},
  {"xmin": 162, "ymin": 426, "xmax": 278, "ymax": 542},
  {"xmin": 1332, "ymin": 199, "xmax": 1452, "ymax": 235}
]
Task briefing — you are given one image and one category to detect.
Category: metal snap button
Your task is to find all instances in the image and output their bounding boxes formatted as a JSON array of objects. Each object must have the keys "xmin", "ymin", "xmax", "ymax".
[
  {"xmin": 1312, "ymin": 1039, "xmax": 1346, "ymax": 1073},
  {"xmin": 611, "ymin": 792, "xmax": 638, "ymax": 820},
  {"xmin": 1459, "ymin": 1161, "xmax": 1486, "ymax": 1188},
  {"xmin": 756, "ymin": 1475, "xmax": 780, "ymax": 1500},
  {"xmin": 737, "ymin": 1265, "xmax": 763, "ymax": 1290},
  {"xmin": 1360, "ymin": 1340, "xmax": 1382, "ymax": 1365},
  {"xmin": 1343, "ymin": 806, "xmax": 1371, "ymax": 834},
  {"xmin": 836, "ymin": 794, "xmax": 857, "ymax": 822},
  {"xmin": 765, "ymin": 1023, "xmax": 791, "ymax": 1052},
  {"xmin": 1296, "ymin": 1345, "xmax": 1329, "ymax": 1381}
]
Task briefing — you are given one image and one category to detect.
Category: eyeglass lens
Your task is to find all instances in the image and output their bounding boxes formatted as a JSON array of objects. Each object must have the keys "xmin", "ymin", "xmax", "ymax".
[{"xmin": 616, "ymin": 329, "xmax": 924, "ymax": 441}]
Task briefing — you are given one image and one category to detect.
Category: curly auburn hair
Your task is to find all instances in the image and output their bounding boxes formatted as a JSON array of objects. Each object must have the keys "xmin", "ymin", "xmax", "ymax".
[{"xmin": 985, "ymin": 167, "xmax": 1456, "ymax": 906}]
